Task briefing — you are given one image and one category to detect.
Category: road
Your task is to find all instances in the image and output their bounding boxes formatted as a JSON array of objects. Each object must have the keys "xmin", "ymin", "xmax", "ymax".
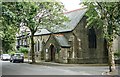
[{"xmin": 1, "ymin": 60, "xmax": 119, "ymax": 75}]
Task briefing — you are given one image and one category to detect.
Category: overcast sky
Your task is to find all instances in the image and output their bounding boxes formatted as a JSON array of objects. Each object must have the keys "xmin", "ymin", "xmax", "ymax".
[{"xmin": 60, "ymin": 0, "xmax": 82, "ymax": 11}]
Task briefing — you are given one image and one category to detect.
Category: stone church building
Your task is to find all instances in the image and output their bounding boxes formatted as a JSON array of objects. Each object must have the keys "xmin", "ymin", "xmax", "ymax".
[{"xmin": 16, "ymin": 8, "xmax": 112, "ymax": 64}]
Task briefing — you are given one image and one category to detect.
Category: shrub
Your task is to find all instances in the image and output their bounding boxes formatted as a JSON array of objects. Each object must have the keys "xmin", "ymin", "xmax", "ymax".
[{"xmin": 19, "ymin": 47, "xmax": 28, "ymax": 54}]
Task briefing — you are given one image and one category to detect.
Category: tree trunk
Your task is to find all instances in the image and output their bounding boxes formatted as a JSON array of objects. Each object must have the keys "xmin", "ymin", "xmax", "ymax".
[
  {"xmin": 107, "ymin": 41, "xmax": 116, "ymax": 72},
  {"xmin": 30, "ymin": 33, "xmax": 36, "ymax": 63}
]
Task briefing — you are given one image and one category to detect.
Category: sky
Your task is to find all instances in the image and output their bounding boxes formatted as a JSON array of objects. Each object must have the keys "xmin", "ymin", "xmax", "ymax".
[{"xmin": 60, "ymin": 0, "xmax": 82, "ymax": 11}]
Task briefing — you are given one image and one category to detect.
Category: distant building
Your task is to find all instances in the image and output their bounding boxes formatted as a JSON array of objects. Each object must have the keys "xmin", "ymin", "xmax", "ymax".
[{"xmin": 16, "ymin": 8, "xmax": 119, "ymax": 64}]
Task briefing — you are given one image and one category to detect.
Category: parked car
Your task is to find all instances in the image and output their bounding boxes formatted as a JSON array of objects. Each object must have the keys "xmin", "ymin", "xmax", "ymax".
[
  {"xmin": 1, "ymin": 54, "xmax": 10, "ymax": 61},
  {"xmin": 10, "ymin": 53, "xmax": 24, "ymax": 63}
]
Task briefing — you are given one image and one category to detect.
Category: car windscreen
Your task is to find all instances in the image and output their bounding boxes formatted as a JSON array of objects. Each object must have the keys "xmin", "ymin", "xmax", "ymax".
[
  {"xmin": 15, "ymin": 54, "xmax": 21, "ymax": 56},
  {"xmin": 3, "ymin": 54, "xmax": 10, "ymax": 56}
]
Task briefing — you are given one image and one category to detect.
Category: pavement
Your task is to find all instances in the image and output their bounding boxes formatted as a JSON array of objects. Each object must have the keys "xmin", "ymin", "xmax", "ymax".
[
  {"xmin": 25, "ymin": 59, "xmax": 118, "ymax": 67},
  {"xmin": 25, "ymin": 59, "xmax": 120, "ymax": 75}
]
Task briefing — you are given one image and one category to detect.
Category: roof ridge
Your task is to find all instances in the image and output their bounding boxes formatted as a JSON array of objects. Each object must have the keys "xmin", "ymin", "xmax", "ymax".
[{"xmin": 64, "ymin": 7, "xmax": 87, "ymax": 14}]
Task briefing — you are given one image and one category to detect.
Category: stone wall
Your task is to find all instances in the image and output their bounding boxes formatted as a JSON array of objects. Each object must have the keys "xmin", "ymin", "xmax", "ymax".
[
  {"xmin": 68, "ymin": 16, "xmax": 108, "ymax": 64},
  {"xmin": 33, "ymin": 35, "xmax": 50, "ymax": 62},
  {"xmin": 58, "ymin": 48, "xmax": 69, "ymax": 63},
  {"xmin": 119, "ymin": 36, "xmax": 120, "ymax": 52},
  {"xmin": 113, "ymin": 36, "xmax": 120, "ymax": 52}
]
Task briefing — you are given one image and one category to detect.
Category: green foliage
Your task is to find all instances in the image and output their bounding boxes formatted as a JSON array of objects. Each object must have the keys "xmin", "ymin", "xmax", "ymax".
[
  {"xmin": 19, "ymin": 47, "xmax": 28, "ymax": 54},
  {"xmin": 8, "ymin": 51, "xmax": 16, "ymax": 55},
  {"xmin": 83, "ymin": 2, "xmax": 120, "ymax": 40},
  {"xmin": 12, "ymin": 2, "xmax": 68, "ymax": 33},
  {"xmin": 114, "ymin": 50, "xmax": 120, "ymax": 58},
  {"xmin": 1, "ymin": 2, "xmax": 20, "ymax": 52},
  {"xmin": 2, "ymin": 26, "xmax": 16, "ymax": 52}
]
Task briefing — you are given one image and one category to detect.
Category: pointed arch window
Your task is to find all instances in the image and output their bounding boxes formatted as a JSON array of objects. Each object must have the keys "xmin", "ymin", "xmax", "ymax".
[
  {"xmin": 88, "ymin": 28, "xmax": 97, "ymax": 48},
  {"xmin": 38, "ymin": 41, "xmax": 40, "ymax": 52}
]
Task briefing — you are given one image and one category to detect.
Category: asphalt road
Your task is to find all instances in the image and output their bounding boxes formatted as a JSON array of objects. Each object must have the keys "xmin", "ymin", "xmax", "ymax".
[{"xmin": 1, "ymin": 60, "xmax": 119, "ymax": 75}]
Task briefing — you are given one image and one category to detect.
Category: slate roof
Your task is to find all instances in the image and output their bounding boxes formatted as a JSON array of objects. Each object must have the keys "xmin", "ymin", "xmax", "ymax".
[
  {"xmin": 54, "ymin": 34, "xmax": 70, "ymax": 48},
  {"xmin": 58, "ymin": 8, "xmax": 87, "ymax": 32},
  {"xmin": 34, "ymin": 29, "xmax": 51, "ymax": 36}
]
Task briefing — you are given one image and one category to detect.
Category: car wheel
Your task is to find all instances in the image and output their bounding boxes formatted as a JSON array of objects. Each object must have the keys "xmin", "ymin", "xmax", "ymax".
[
  {"xmin": 21, "ymin": 60, "xmax": 24, "ymax": 63},
  {"xmin": 13, "ymin": 60, "xmax": 15, "ymax": 63},
  {"xmin": 10, "ymin": 60, "xmax": 12, "ymax": 62}
]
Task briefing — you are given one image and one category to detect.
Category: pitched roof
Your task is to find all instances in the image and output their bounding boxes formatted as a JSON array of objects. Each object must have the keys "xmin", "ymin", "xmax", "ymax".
[
  {"xmin": 54, "ymin": 34, "xmax": 70, "ymax": 48},
  {"xmin": 58, "ymin": 8, "xmax": 87, "ymax": 32},
  {"xmin": 34, "ymin": 29, "xmax": 51, "ymax": 36}
]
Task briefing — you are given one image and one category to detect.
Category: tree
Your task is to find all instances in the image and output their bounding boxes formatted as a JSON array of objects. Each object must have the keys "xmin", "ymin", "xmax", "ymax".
[
  {"xmin": 1, "ymin": 26, "xmax": 16, "ymax": 52},
  {"xmin": 83, "ymin": 2, "xmax": 120, "ymax": 72},
  {"xmin": 1, "ymin": 2, "xmax": 19, "ymax": 53},
  {"xmin": 3, "ymin": 2, "xmax": 68, "ymax": 63}
]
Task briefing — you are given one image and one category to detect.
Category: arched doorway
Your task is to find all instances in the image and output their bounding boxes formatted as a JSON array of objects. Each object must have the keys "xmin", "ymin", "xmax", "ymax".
[{"xmin": 49, "ymin": 44, "xmax": 55, "ymax": 62}]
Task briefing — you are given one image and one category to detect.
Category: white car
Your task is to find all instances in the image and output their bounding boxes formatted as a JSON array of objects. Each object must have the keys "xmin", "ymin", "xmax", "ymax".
[{"xmin": 1, "ymin": 54, "xmax": 10, "ymax": 61}]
